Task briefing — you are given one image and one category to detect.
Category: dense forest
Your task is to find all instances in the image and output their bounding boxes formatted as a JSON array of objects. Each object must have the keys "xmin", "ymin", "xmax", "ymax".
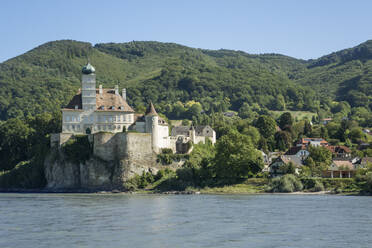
[
  {"xmin": 0, "ymin": 40, "xmax": 371, "ymax": 121},
  {"xmin": 0, "ymin": 39, "xmax": 371, "ymax": 191}
]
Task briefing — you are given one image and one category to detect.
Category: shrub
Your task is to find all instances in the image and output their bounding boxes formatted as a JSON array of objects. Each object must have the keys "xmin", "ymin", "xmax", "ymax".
[
  {"xmin": 312, "ymin": 180, "xmax": 325, "ymax": 192},
  {"xmin": 0, "ymin": 159, "xmax": 46, "ymax": 189},
  {"xmin": 62, "ymin": 135, "xmax": 92, "ymax": 163},
  {"xmin": 268, "ymin": 174, "xmax": 303, "ymax": 193}
]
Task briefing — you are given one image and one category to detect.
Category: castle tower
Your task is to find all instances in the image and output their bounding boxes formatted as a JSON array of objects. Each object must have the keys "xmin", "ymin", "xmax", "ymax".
[
  {"xmin": 145, "ymin": 102, "xmax": 159, "ymax": 153},
  {"xmin": 81, "ymin": 63, "xmax": 96, "ymax": 111}
]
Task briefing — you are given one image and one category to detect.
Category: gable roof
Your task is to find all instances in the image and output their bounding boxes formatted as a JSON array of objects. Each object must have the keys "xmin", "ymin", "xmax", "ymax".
[
  {"xmin": 171, "ymin": 126, "xmax": 191, "ymax": 136},
  {"xmin": 285, "ymin": 145, "xmax": 307, "ymax": 155},
  {"xmin": 272, "ymin": 155, "xmax": 303, "ymax": 167},
  {"xmin": 64, "ymin": 89, "xmax": 134, "ymax": 112},
  {"xmin": 330, "ymin": 160, "xmax": 354, "ymax": 170},
  {"xmin": 326, "ymin": 145, "xmax": 351, "ymax": 154}
]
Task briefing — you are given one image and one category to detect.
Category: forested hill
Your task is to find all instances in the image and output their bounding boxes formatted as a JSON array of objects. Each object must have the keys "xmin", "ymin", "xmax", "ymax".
[{"xmin": 0, "ymin": 39, "xmax": 371, "ymax": 121}]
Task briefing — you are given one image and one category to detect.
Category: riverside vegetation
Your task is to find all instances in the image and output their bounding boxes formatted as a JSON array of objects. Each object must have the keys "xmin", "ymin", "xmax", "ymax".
[{"xmin": 0, "ymin": 40, "xmax": 372, "ymax": 193}]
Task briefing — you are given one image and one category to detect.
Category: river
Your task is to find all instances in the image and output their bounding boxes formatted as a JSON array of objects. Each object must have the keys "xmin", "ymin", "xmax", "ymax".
[{"xmin": 0, "ymin": 193, "xmax": 371, "ymax": 248}]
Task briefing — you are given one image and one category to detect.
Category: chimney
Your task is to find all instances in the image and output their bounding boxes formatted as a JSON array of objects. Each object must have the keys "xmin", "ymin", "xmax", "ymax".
[
  {"xmin": 122, "ymin": 88, "xmax": 127, "ymax": 101},
  {"xmin": 99, "ymin": 85, "xmax": 103, "ymax": 95},
  {"xmin": 115, "ymin": 85, "xmax": 119, "ymax": 95}
]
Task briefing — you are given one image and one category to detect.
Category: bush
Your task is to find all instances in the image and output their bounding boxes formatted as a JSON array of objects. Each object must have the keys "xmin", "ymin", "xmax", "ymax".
[
  {"xmin": 0, "ymin": 159, "xmax": 46, "ymax": 189},
  {"xmin": 268, "ymin": 174, "xmax": 303, "ymax": 193},
  {"xmin": 62, "ymin": 135, "xmax": 92, "ymax": 163},
  {"xmin": 312, "ymin": 180, "xmax": 325, "ymax": 192}
]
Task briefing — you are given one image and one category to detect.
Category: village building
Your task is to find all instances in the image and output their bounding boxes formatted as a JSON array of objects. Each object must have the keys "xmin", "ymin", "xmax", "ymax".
[
  {"xmin": 269, "ymin": 155, "xmax": 304, "ymax": 177},
  {"xmin": 326, "ymin": 145, "xmax": 352, "ymax": 159},
  {"xmin": 285, "ymin": 145, "xmax": 310, "ymax": 159},
  {"xmin": 323, "ymin": 160, "xmax": 355, "ymax": 178},
  {"xmin": 297, "ymin": 138, "xmax": 328, "ymax": 147}
]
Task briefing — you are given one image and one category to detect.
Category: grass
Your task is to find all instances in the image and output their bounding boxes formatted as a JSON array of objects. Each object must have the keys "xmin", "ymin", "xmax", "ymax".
[
  {"xmin": 191, "ymin": 178, "xmax": 269, "ymax": 194},
  {"xmin": 270, "ymin": 110, "xmax": 316, "ymax": 120}
]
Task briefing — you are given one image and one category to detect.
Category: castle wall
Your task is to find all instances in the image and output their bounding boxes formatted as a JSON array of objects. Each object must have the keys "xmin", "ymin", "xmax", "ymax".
[
  {"xmin": 157, "ymin": 125, "xmax": 170, "ymax": 149},
  {"xmin": 50, "ymin": 133, "xmax": 73, "ymax": 148},
  {"xmin": 45, "ymin": 132, "xmax": 159, "ymax": 190}
]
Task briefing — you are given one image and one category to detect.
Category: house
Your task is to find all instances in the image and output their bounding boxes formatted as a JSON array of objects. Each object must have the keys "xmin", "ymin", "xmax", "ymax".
[
  {"xmin": 297, "ymin": 138, "xmax": 328, "ymax": 147},
  {"xmin": 323, "ymin": 160, "xmax": 355, "ymax": 178},
  {"xmin": 171, "ymin": 125, "xmax": 216, "ymax": 145},
  {"xmin": 269, "ymin": 155, "xmax": 304, "ymax": 177},
  {"xmin": 285, "ymin": 145, "xmax": 310, "ymax": 159},
  {"xmin": 326, "ymin": 145, "xmax": 352, "ymax": 159}
]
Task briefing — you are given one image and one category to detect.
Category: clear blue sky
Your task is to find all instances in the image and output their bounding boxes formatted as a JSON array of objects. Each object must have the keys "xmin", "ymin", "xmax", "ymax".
[{"xmin": 1, "ymin": 0, "xmax": 371, "ymax": 62}]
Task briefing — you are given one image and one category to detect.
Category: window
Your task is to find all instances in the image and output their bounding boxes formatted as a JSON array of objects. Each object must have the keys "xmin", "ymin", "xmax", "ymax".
[
  {"xmin": 66, "ymin": 115, "xmax": 70, "ymax": 122},
  {"xmin": 123, "ymin": 115, "xmax": 126, "ymax": 122}
]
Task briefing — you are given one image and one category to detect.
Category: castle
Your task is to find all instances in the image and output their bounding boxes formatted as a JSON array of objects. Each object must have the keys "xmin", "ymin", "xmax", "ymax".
[{"xmin": 61, "ymin": 63, "xmax": 215, "ymax": 153}]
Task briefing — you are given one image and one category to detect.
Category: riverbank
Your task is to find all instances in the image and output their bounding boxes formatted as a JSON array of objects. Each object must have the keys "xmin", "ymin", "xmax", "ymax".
[{"xmin": 0, "ymin": 177, "xmax": 366, "ymax": 196}]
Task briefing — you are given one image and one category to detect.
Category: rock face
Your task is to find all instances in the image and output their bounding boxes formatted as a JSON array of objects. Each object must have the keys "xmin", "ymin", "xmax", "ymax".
[{"xmin": 44, "ymin": 132, "xmax": 167, "ymax": 190}]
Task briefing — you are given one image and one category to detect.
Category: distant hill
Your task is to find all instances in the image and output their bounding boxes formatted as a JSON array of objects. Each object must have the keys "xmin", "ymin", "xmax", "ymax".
[{"xmin": 0, "ymin": 39, "xmax": 371, "ymax": 120}]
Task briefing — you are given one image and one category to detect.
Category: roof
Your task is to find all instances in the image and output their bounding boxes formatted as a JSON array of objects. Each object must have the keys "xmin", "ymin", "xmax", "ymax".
[
  {"xmin": 272, "ymin": 155, "xmax": 303, "ymax": 167},
  {"xmin": 285, "ymin": 145, "xmax": 307, "ymax": 155},
  {"xmin": 82, "ymin": 63, "xmax": 95, "ymax": 74},
  {"xmin": 298, "ymin": 138, "xmax": 328, "ymax": 145},
  {"xmin": 330, "ymin": 160, "xmax": 354, "ymax": 170},
  {"xmin": 326, "ymin": 145, "xmax": 351, "ymax": 154},
  {"xmin": 145, "ymin": 102, "xmax": 158, "ymax": 116},
  {"xmin": 64, "ymin": 89, "xmax": 134, "ymax": 112},
  {"xmin": 171, "ymin": 126, "xmax": 191, "ymax": 136}
]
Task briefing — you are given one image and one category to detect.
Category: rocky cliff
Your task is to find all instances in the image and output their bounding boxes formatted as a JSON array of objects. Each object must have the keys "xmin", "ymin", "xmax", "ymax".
[{"xmin": 44, "ymin": 132, "xmax": 166, "ymax": 191}]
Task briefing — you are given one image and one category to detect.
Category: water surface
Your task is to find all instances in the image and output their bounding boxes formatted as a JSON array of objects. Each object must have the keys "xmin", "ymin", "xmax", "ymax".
[{"xmin": 0, "ymin": 193, "xmax": 371, "ymax": 248}]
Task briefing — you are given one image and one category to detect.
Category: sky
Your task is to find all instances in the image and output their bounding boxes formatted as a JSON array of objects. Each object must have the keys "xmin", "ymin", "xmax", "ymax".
[{"xmin": 0, "ymin": 0, "xmax": 371, "ymax": 62}]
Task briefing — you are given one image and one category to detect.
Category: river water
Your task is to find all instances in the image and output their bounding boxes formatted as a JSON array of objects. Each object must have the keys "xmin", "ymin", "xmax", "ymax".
[{"xmin": 0, "ymin": 193, "xmax": 371, "ymax": 248}]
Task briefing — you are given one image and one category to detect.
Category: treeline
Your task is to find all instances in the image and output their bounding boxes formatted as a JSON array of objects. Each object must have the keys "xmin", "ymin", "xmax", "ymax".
[{"xmin": 1, "ymin": 40, "xmax": 371, "ymax": 123}]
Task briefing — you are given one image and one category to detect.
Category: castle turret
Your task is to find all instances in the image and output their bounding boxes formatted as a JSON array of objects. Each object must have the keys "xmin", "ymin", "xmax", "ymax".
[
  {"xmin": 81, "ymin": 63, "xmax": 96, "ymax": 111},
  {"xmin": 145, "ymin": 102, "xmax": 159, "ymax": 153}
]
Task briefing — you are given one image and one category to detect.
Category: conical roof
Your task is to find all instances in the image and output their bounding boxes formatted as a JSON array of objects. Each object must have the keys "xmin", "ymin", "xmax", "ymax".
[{"xmin": 145, "ymin": 101, "xmax": 158, "ymax": 116}]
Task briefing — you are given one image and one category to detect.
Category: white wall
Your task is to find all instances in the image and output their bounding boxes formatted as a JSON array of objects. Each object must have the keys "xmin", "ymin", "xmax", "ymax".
[{"xmin": 62, "ymin": 111, "xmax": 135, "ymax": 134}]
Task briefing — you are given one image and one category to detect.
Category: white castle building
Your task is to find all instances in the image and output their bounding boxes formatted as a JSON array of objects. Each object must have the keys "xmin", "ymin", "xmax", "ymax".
[{"xmin": 62, "ymin": 63, "xmax": 215, "ymax": 153}]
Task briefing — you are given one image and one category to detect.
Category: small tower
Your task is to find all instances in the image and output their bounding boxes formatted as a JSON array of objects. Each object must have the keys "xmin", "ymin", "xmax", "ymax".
[
  {"xmin": 145, "ymin": 102, "xmax": 159, "ymax": 153},
  {"xmin": 81, "ymin": 63, "xmax": 96, "ymax": 111}
]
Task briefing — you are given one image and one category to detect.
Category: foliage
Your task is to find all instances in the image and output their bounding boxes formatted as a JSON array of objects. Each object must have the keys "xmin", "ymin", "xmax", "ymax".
[
  {"xmin": 268, "ymin": 174, "xmax": 303, "ymax": 193},
  {"xmin": 62, "ymin": 135, "xmax": 92, "ymax": 164},
  {"xmin": 0, "ymin": 158, "xmax": 46, "ymax": 189},
  {"xmin": 214, "ymin": 129, "xmax": 264, "ymax": 180},
  {"xmin": 255, "ymin": 115, "xmax": 277, "ymax": 139}
]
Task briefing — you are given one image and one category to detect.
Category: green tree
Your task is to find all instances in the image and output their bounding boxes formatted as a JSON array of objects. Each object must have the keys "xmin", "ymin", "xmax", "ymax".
[
  {"xmin": 278, "ymin": 112, "xmax": 293, "ymax": 130},
  {"xmin": 274, "ymin": 131, "xmax": 292, "ymax": 151},
  {"xmin": 214, "ymin": 129, "xmax": 263, "ymax": 180},
  {"xmin": 255, "ymin": 115, "xmax": 276, "ymax": 139}
]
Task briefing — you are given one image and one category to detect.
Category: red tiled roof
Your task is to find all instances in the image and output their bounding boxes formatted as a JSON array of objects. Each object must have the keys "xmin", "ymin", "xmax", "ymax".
[{"xmin": 326, "ymin": 145, "xmax": 351, "ymax": 154}]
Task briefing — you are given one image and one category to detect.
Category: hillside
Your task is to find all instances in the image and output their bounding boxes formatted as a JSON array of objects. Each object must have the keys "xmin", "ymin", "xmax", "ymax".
[{"xmin": 0, "ymin": 40, "xmax": 371, "ymax": 120}]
